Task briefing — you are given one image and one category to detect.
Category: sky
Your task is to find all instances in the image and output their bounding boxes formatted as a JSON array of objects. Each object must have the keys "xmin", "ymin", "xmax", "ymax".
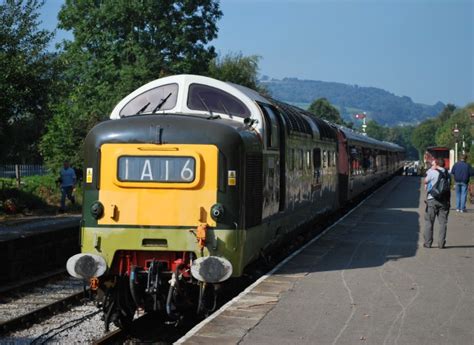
[{"xmin": 39, "ymin": 0, "xmax": 473, "ymax": 106}]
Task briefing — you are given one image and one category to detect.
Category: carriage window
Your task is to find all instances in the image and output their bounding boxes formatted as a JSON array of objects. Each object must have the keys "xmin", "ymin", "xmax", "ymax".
[
  {"xmin": 119, "ymin": 83, "xmax": 178, "ymax": 116},
  {"xmin": 298, "ymin": 150, "xmax": 303, "ymax": 170},
  {"xmin": 327, "ymin": 151, "xmax": 331, "ymax": 167},
  {"xmin": 188, "ymin": 84, "xmax": 251, "ymax": 118},
  {"xmin": 289, "ymin": 149, "xmax": 294, "ymax": 171},
  {"xmin": 259, "ymin": 104, "xmax": 280, "ymax": 149},
  {"xmin": 313, "ymin": 148, "xmax": 321, "ymax": 169},
  {"xmin": 323, "ymin": 151, "xmax": 328, "ymax": 168},
  {"xmin": 306, "ymin": 151, "xmax": 311, "ymax": 169}
]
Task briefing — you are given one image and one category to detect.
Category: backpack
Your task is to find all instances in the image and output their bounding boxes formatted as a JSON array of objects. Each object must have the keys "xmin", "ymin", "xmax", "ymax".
[{"xmin": 430, "ymin": 169, "xmax": 450, "ymax": 201}]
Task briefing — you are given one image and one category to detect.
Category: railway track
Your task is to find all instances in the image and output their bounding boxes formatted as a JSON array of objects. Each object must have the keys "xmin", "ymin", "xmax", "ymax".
[{"xmin": 0, "ymin": 274, "xmax": 86, "ymax": 336}]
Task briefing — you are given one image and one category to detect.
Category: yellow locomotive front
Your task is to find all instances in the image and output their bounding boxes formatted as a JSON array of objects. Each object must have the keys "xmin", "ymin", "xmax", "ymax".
[
  {"xmin": 67, "ymin": 112, "xmax": 254, "ymax": 328},
  {"xmin": 66, "ymin": 75, "xmax": 267, "ymax": 329}
]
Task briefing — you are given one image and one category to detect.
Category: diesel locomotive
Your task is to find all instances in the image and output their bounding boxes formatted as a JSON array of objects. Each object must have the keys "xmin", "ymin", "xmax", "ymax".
[{"xmin": 66, "ymin": 75, "xmax": 404, "ymax": 329}]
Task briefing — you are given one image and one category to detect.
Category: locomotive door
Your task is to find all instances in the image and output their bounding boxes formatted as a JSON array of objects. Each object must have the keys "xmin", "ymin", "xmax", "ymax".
[{"xmin": 259, "ymin": 103, "xmax": 285, "ymax": 216}]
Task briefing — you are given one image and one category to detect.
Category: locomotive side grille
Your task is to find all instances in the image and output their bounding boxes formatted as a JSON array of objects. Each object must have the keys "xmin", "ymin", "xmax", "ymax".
[
  {"xmin": 270, "ymin": 99, "xmax": 313, "ymax": 135},
  {"xmin": 244, "ymin": 153, "xmax": 263, "ymax": 228}
]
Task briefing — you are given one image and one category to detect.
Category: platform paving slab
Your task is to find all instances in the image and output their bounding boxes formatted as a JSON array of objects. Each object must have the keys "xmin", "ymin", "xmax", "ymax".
[{"xmin": 178, "ymin": 176, "xmax": 474, "ymax": 345}]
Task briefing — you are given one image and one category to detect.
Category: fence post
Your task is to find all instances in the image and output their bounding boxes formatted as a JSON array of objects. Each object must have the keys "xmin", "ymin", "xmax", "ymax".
[{"xmin": 15, "ymin": 164, "xmax": 21, "ymax": 188}]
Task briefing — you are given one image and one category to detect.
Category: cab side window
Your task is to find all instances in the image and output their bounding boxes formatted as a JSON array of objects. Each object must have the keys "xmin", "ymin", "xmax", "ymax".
[
  {"xmin": 259, "ymin": 104, "xmax": 280, "ymax": 150},
  {"xmin": 188, "ymin": 83, "xmax": 250, "ymax": 118}
]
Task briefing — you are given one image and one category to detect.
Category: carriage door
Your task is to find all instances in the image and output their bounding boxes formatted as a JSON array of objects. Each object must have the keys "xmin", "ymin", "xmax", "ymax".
[{"xmin": 259, "ymin": 103, "xmax": 285, "ymax": 216}]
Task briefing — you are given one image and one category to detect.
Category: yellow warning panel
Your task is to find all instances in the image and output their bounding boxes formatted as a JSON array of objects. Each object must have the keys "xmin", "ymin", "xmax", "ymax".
[
  {"xmin": 228, "ymin": 170, "xmax": 236, "ymax": 186},
  {"xmin": 98, "ymin": 143, "xmax": 218, "ymax": 227},
  {"xmin": 86, "ymin": 168, "xmax": 93, "ymax": 183}
]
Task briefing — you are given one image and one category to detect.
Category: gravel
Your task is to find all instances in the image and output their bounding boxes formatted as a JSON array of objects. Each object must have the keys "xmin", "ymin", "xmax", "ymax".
[
  {"xmin": 0, "ymin": 277, "xmax": 84, "ymax": 322},
  {"xmin": 2, "ymin": 301, "xmax": 117, "ymax": 344}
]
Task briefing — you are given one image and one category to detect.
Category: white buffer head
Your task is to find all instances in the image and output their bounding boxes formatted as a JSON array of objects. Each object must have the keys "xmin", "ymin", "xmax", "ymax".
[{"xmin": 66, "ymin": 253, "xmax": 107, "ymax": 279}]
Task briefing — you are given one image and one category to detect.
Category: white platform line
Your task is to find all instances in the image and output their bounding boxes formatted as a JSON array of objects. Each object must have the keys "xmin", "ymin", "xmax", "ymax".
[{"xmin": 174, "ymin": 180, "xmax": 393, "ymax": 344}]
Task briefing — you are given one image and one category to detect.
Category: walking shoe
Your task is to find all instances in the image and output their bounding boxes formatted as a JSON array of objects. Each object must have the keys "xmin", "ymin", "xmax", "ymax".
[
  {"xmin": 456, "ymin": 209, "xmax": 460, "ymax": 212},
  {"xmin": 423, "ymin": 244, "xmax": 431, "ymax": 248},
  {"xmin": 460, "ymin": 209, "xmax": 465, "ymax": 213}
]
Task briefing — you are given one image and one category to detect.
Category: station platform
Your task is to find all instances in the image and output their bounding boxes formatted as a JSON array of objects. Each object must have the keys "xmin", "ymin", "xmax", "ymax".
[
  {"xmin": 177, "ymin": 176, "xmax": 473, "ymax": 345},
  {"xmin": 0, "ymin": 215, "xmax": 80, "ymax": 241},
  {"xmin": 0, "ymin": 215, "xmax": 80, "ymax": 286}
]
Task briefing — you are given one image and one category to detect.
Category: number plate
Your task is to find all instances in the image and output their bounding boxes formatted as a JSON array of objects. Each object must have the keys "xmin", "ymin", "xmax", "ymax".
[{"xmin": 117, "ymin": 156, "xmax": 195, "ymax": 182}]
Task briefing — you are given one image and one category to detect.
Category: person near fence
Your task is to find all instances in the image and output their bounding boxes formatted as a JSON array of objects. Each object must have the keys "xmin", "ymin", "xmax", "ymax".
[
  {"xmin": 58, "ymin": 161, "xmax": 76, "ymax": 212},
  {"xmin": 450, "ymin": 154, "xmax": 473, "ymax": 213}
]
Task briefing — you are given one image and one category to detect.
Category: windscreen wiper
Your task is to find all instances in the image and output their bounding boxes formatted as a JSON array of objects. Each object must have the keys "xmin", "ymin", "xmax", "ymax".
[
  {"xmin": 135, "ymin": 102, "xmax": 150, "ymax": 115},
  {"xmin": 152, "ymin": 93, "xmax": 172, "ymax": 113}
]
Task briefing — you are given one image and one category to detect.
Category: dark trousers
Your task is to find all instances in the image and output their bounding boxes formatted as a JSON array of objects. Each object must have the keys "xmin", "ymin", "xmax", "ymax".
[
  {"xmin": 60, "ymin": 186, "xmax": 75, "ymax": 210},
  {"xmin": 424, "ymin": 198, "xmax": 449, "ymax": 247}
]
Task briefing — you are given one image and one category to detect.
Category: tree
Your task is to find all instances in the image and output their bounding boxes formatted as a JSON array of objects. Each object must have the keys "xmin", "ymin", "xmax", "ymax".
[
  {"xmin": 40, "ymin": 0, "xmax": 222, "ymax": 169},
  {"xmin": 411, "ymin": 119, "xmax": 438, "ymax": 159},
  {"xmin": 387, "ymin": 125, "xmax": 418, "ymax": 159},
  {"xmin": 208, "ymin": 52, "xmax": 262, "ymax": 90},
  {"xmin": 307, "ymin": 98, "xmax": 344, "ymax": 125},
  {"xmin": 435, "ymin": 104, "xmax": 473, "ymax": 158},
  {"xmin": 0, "ymin": 0, "xmax": 57, "ymax": 163},
  {"xmin": 437, "ymin": 104, "xmax": 456, "ymax": 122},
  {"xmin": 365, "ymin": 120, "xmax": 388, "ymax": 141}
]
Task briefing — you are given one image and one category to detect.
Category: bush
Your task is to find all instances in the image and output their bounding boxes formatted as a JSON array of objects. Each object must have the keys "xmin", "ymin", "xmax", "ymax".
[{"xmin": 0, "ymin": 174, "xmax": 82, "ymax": 215}]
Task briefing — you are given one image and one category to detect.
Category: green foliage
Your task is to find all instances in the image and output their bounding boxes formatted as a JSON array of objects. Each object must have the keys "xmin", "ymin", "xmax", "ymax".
[
  {"xmin": 308, "ymin": 98, "xmax": 344, "ymax": 125},
  {"xmin": 365, "ymin": 120, "xmax": 388, "ymax": 140},
  {"xmin": 386, "ymin": 125, "xmax": 418, "ymax": 159},
  {"xmin": 411, "ymin": 103, "xmax": 474, "ymax": 161},
  {"xmin": 437, "ymin": 104, "xmax": 456, "ymax": 122},
  {"xmin": 411, "ymin": 118, "xmax": 437, "ymax": 159},
  {"xmin": 0, "ymin": 0, "xmax": 58, "ymax": 163},
  {"xmin": 0, "ymin": 174, "xmax": 82, "ymax": 215},
  {"xmin": 365, "ymin": 120, "xmax": 417, "ymax": 159},
  {"xmin": 40, "ymin": 0, "xmax": 222, "ymax": 169},
  {"xmin": 435, "ymin": 103, "xmax": 474, "ymax": 160},
  {"xmin": 208, "ymin": 52, "xmax": 263, "ymax": 90}
]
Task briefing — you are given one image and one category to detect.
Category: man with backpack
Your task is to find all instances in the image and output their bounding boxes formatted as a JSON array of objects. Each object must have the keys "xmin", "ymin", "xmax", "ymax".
[{"xmin": 423, "ymin": 158, "xmax": 450, "ymax": 249}]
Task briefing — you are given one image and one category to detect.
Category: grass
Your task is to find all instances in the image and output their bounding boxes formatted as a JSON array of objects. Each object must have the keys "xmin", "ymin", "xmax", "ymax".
[{"xmin": 0, "ymin": 174, "xmax": 82, "ymax": 218}]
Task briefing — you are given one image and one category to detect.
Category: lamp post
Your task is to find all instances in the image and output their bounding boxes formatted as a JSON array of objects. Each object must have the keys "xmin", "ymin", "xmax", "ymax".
[
  {"xmin": 453, "ymin": 124, "xmax": 460, "ymax": 162},
  {"xmin": 355, "ymin": 112, "xmax": 367, "ymax": 135}
]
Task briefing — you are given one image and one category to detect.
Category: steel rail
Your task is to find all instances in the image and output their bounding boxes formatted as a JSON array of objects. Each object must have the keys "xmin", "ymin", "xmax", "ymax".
[{"xmin": 0, "ymin": 291, "xmax": 86, "ymax": 335}]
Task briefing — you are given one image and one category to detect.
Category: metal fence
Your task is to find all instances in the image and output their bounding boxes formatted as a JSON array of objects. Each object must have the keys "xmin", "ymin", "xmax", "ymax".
[{"xmin": 0, "ymin": 164, "xmax": 49, "ymax": 178}]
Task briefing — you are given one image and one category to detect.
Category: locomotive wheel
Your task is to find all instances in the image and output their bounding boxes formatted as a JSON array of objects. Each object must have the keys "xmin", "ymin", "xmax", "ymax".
[
  {"xmin": 103, "ymin": 277, "xmax": 136, "ymax": 330},
  {"xmin": 197, "ymin": 283, "xmax": 217, "ymax": 317}
]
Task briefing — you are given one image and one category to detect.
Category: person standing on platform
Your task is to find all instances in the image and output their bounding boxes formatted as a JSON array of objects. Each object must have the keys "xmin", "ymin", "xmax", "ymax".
[
  {"xmin": 451, "ymin": 154, "xmax": 473, "ymax": 213},
  {"xmin": 58, "ymin": 160, "xmax": 76, "ymax": 212},
  {"xmin": 424, "ymin": 158, "xmax": 450, "ymax": 249}
]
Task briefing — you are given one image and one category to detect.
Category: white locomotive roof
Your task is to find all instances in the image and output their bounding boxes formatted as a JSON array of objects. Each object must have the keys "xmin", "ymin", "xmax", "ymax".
[
  {"xmin": 226, "ymin": 82, "xmax": 271, "ymax": 104},
  {"xmin": 110, "ymin": 75, "xmax": 267, "ymax": 131}
]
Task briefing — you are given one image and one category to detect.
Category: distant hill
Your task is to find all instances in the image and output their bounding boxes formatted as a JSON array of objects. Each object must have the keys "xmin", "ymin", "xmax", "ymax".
[{"xmin": 261, "ymin": 77, "xmax": 445, "ymax": 126}]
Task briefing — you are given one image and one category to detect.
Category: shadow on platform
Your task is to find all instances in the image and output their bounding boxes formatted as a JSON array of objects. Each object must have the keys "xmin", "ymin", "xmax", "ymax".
[{"xmin": 279, "ymin": 176, "xmax": 422, "ymax": 275}]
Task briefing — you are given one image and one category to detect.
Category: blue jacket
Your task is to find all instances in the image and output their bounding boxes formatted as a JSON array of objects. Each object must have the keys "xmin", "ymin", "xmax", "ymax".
[{"xmin": 451, "ymin": 161, "xmax": 472, "ymax": 184}]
